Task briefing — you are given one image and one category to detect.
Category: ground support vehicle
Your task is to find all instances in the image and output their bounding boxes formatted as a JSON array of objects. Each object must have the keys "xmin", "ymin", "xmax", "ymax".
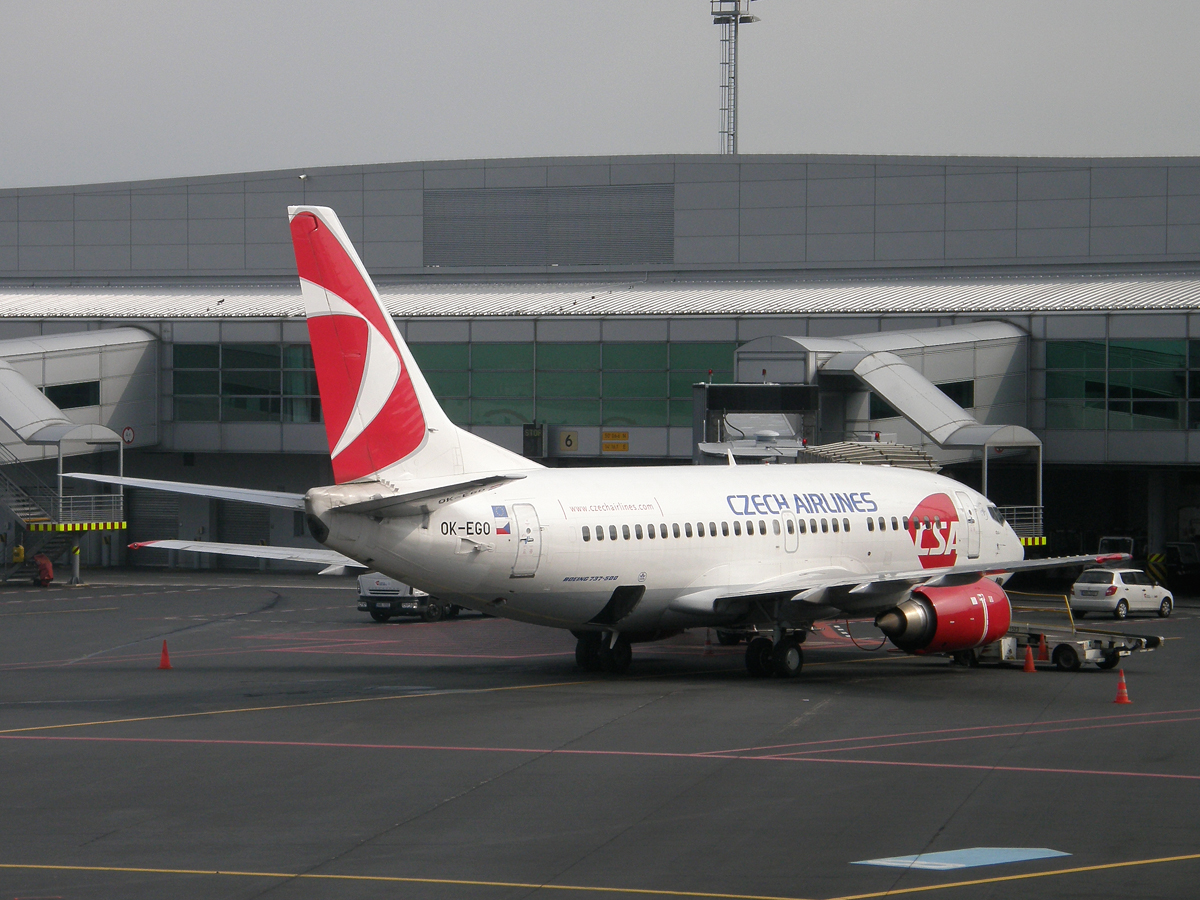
[
  {"xmin": 357, "ymin": 572, "xmax": 460, "ymax": 622},
  {"xmin": 961, "ymin": 622, "xmax": 1162, "ymax": 672}
]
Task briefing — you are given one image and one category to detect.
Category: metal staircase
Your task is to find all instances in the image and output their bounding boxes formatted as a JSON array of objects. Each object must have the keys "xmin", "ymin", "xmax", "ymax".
[{"xmin": 0, "ymin": 444, "xmax": 124, "ymax": 581}]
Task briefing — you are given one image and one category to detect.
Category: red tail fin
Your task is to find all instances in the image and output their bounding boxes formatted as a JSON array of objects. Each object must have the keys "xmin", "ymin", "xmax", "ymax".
[{"xmin": 289, "ymin": 207, "xmax": 425, "ymax": 483}]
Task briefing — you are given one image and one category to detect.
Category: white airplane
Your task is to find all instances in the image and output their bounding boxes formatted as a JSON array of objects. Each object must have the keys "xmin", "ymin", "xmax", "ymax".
[{"xmin": 72, "ymin": 206, "xmax": 1122, "ymax": 678}]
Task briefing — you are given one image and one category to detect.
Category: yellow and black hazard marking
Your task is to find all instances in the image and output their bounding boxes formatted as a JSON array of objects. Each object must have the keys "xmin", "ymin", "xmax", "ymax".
[
  {"xmin": 27, "ymin": 522, "xmax": 126, "ymax": 532},
  {"xmin": 1021, "ymin": 536, "xmax": 1047, "ymax": 546},
  {"xmin": 1147, "ymin": 552, "xmax": 1167, "ymax": 583}
]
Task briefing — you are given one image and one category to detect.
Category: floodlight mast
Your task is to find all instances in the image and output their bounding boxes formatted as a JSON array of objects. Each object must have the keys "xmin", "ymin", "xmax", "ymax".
[{"xmin": 711, "ymin": 0, "xmax": 760, "ymax": 155}]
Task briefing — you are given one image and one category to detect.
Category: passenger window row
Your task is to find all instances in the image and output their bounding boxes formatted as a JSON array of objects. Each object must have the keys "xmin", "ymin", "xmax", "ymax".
[{"xmin": 581, "ymin": 515, "xmax": 869, "ymax": 542}]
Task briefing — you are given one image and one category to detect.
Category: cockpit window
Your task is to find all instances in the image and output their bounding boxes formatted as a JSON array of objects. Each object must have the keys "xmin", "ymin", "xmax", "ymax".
[{"xmin": 987, "ymin": 505, "xmax": 1006, "ymax": 524}]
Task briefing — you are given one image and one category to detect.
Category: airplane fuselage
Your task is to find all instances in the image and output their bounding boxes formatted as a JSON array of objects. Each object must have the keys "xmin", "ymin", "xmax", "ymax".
[{"xmin": 310, "ymin": 463, "xmax": 1024, "ymax": 633}]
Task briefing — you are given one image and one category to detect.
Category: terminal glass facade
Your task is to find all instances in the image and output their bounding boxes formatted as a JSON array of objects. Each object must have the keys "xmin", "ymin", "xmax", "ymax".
[
  {"xmin": 172, "ymin": 341, "xmax": 736, "ymax": 428},
  {"xmin": 173, "ymin": 344, "xmax": 321, "ymax": 423},
  {"xmin": 408, "ymin": 341, "xmax": 735, "ymax": 427},
  {"xmin": 1045, "ymin": 340, "xmax": 1192, "ymax": 430}
]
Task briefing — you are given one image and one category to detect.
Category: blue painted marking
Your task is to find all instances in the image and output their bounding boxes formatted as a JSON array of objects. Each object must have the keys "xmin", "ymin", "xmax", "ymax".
[{"xmin": 852, "ymin": 847, "xmax": 1070, "ymax": 870}]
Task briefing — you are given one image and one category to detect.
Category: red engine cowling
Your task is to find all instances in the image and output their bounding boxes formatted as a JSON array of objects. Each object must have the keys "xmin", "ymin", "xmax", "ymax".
[{"xmin": 874, "ymin": 578, "xmax": 1011, "ymax": 654}]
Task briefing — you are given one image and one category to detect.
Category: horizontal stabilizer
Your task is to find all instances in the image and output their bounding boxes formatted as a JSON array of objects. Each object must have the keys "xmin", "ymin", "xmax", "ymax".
[
  {"xmin": 65, "ymin": 473, "xmax": 305, "ymax": 510},
  {"xmin": 128, "ymin": 539, "xmax": 363, "ymax": 569},
  {"xmin": 329, "ymin": 473, "xmax": 526, "ymax": 518}
]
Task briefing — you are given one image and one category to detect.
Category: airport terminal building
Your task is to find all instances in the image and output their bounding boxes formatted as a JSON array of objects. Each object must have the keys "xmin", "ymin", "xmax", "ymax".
[{"xmin": 1, "ymin": 152, "xmax": 1199, "ymax": 567}]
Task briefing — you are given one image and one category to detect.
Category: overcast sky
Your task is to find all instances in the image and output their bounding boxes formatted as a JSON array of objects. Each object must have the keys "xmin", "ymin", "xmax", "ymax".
[{"xmin": 3, "ymin": 0, "xmax": 1199, "ymax": 189}]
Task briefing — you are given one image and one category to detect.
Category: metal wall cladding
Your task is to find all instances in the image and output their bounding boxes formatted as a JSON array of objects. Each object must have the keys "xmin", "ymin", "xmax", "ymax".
[
  {"xmin": 422, "ymin": 185, "xmax": 674, "ymax": 267},
  {"xmin": 127, "ymin": 490, "xmax": 180, "ymax": 545}
]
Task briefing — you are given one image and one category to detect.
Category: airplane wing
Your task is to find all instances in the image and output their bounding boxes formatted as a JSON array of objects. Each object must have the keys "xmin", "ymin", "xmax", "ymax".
[
  {"xmin": 675, "ymin": 552, "xmax": 1130, "ymax": 617},
  {"xmin": 66, "ymin": 471, "xmax": 525, "ymax": 518},
  {"xmin": 128, "ymin": 540, "xmax": 365, "ymax": 574},
  {"xmin": 64, "ymin": 473, "xmax": 305, "ymax": 509}
]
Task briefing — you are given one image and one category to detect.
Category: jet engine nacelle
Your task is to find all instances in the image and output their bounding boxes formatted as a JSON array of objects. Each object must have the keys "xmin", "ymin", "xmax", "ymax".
[{"xmin": 874, "ymin": 578, "xmax": 1011, "ymax": 654}]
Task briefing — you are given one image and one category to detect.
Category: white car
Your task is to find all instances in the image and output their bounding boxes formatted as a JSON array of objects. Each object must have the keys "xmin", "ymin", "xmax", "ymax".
[{"xmin": 1070, "ymin": 568, "xmax": 1173, "ymax": 620}]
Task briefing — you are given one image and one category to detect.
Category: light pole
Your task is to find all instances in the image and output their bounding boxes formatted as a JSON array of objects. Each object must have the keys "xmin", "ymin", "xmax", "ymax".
[{"xmin": 711, "ymin": 0, "xmax": 760, "ymax": 154}]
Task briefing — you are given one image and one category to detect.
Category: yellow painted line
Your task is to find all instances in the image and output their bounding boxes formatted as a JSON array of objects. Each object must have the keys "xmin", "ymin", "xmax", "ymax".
[
  {"xmin": 0, "ymin": 607, "xmax": 117, "ymax": 618},
  {"xmin": 0, "ymin": 678, "xmax": 593, "ymax": 735},
  {"xmin": 6, "ymin": 851, "xmax": 1200, "ymax": 898},
  {"xmin": 826, "ymin": 851, "xmax": 1200, "ymax": 900},
  {"xmin": 0, "ymin": 863, "xmax": 813, "ymax": 899}
]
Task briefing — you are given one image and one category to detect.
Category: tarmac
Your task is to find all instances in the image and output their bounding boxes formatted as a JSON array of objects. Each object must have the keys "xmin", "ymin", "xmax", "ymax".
[{"xmin": 0, "ymin": 568, "xmax": 1197, "ymax": 899}]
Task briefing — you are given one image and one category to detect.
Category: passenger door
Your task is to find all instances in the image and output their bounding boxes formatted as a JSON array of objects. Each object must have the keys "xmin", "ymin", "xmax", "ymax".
[
  {"xmin": 511, "ymin": 503, "xmax": 542, "ymax": 577},
  {"xmin": 954, "ymin": 491, "xmax": 981, "ymax": 559}
]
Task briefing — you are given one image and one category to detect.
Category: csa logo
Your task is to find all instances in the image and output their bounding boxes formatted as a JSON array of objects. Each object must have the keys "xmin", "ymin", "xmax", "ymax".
[{"xmin": 907, "ymin": 493, "xmax": 960, "ymax": 569}]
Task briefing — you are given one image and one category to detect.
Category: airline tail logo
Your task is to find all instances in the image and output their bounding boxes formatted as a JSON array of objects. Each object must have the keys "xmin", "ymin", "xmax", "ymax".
[
  {"xmin": 907, "ymin": 493, "xmax": 960, "ymax": 568},
  {"xmin": 290, "ymin": 210, "xmax": 425, "ymax": 483}
]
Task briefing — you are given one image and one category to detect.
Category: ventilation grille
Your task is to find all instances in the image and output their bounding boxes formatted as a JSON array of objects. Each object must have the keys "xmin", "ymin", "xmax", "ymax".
[{"xmin": 424, "ymin": 185, "xmax": 674, "ymax": 267}]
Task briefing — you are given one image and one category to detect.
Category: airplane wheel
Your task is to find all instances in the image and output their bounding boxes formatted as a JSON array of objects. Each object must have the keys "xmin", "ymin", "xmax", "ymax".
[
  {"xmin": 599, "ymin": 637, "xmax": 632, "ymax": 674},
  {"xmin": 772, "ymin": 638, "xmax": 804, "ymax": 678},
  {"xmin": 745, "ymin": 637, "xmax": 773, "ymax": 678},
  {"xmin": 575, "ymin": 634, "xmax": 602, "ymax": 671},
  {"xmin": 422, "ymin": 602, "xmax": 444, "ymax": 622},
  {"xmin": 369, "ymin": 611, "xmax": 391, "ymax": 623}
]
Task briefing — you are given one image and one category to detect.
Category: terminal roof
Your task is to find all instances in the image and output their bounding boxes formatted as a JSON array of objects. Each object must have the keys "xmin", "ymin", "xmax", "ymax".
[{"xmin": 0, "ymin": 272, "xmax": 1199, "ymax": 318}]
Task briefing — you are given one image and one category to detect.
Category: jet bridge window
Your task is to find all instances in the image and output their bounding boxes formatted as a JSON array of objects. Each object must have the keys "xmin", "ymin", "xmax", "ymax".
[
  {"xmin": 44, "ymin": 380, "xmax": 100, "ymax": 410},
  {"xmin": 582, "ymin": 526, "xmax": 591, "ymax": 542}
]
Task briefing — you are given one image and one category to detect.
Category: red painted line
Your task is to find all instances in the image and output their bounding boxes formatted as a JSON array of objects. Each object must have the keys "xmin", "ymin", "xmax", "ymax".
[
  {"xmin": 766, "ymin": 714, "xmax": 1200, "ymax": 757},
  {"xmin": 712, "ymin": 707, "xmax": 1200, "ymax": 755},
  {"xmin": 1, "ymin": 734, "xmax": 1196, "ymax": 782}
]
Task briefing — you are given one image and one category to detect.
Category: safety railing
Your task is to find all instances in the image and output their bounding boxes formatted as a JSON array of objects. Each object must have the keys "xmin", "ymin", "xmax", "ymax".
[
  {"xmin": 56, "ymin": 494, "xmax": 124, "ymax": 523},
  {"xmin": 998, "ymin": 505, "xmax": 1043, "ymax": 537}
]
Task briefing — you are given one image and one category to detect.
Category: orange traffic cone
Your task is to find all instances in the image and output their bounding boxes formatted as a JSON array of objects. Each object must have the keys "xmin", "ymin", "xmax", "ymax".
[
  {"xmin": 158, "ymin": 640, "xmax": 172, "ymax": 670},
  {"xmin": 703, "ymin": 630, "xmax": 714, "ymax": 657},
  {"xmin": 1114, "ymin": 668, "xmax": 1132, "ymax": 704},
  {"xmin": 1037, "ymin": 633, "xmax": 1049, "ymax": 662},
  {"xmin": 1023, "ymin": 645, "xmax": 1036, "ymax": 673}
]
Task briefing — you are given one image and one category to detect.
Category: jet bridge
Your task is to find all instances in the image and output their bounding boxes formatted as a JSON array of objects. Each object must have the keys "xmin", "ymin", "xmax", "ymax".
[{"xmin": 726, "ymin": 323, "xmax": 1043, "ymax": 537}]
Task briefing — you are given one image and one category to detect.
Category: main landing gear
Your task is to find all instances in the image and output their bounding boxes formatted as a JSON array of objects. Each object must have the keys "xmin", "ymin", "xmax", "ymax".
[
  {"xmin": 745, "ymin": 632, "xmax": 805, "ymax": 678},
  {"xmin": 575, "ymin": 632, "xmax": 632, "ymax": 674}
]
